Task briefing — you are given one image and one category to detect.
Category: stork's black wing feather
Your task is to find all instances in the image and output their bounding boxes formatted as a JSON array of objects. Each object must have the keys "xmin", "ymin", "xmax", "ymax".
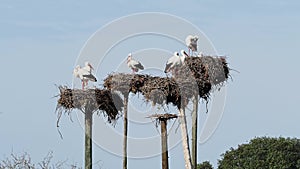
[
  {"xmin": 135, "ymin": 62, "xmax": 144, "ymax": 70},
  {"xmin": 83, "ymin": 74, "xmax": 97, "ymax": 82}
]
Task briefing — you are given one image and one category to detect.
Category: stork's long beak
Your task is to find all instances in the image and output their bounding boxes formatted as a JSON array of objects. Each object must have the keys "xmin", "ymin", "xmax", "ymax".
[
  {"xmin": 127, "ymin": 56, "xmax": 131, "ymax": 63},
  {"xmin": 183, "ymin": 50, "xmax": 188, "ymax": 57},
  {"xmin": 88, "ymin": 63, "xmax": 94, "ymax": 70}
]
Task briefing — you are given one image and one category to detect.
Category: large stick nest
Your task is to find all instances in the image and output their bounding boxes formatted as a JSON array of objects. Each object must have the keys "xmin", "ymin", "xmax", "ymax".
[
  {"xmin": 183, "ymin": 56, "xmax": 229, "ymax": 85},
  {"xmin": 56, "ymin": 86, "xmax": 123, "ymax": 124},
  {"xmin": 104, "ymin": 56, "xmax": 229, "ymax": 108}
]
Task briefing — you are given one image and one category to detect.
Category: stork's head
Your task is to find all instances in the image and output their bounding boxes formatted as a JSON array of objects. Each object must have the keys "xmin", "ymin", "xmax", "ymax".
[
  {"xmin": 186, "ymin": 35, "xmax": 193, "ymax": 40},
  {"xmin": 73, "ymin": 65, "xmax": 80, "ymax": 74},
  {"xmin": 174, "ymin": 52, "xmax": 179, "ymax": 56},
  {"xmin": 85, "ymin": 61, "xmax": 94, "ymax": 70},
  {"xmin": 127, "ymin": 53, "xmax": 132, "ymax": 61},
  {"xmin": 193, "ymin": 36, "xmax": 199, "ymax": 41}
]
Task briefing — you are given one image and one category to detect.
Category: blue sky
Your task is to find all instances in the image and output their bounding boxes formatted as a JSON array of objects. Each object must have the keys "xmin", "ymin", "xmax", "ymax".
[{"xmin": 0, "ymin": 0, "xmax": 300, "ymax": 168}]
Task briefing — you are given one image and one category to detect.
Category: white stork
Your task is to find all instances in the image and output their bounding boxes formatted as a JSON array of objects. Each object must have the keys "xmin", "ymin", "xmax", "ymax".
[
  {"xmin": 127, "ymin": 53, "xmax": 144, "ymax": 73},
  {"xmin": 73, "ymin": 65, "xmax": 97, "ymax": 90},
  {"xmin": 185, "ymin": 35, "xmax": 199, "ymax": 56},
  {"xmin": 164, "ymin": 52, "xmax": 181, "ymax": 74}
]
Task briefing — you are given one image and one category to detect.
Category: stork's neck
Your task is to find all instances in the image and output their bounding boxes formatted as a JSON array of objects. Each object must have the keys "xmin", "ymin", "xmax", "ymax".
[{"xmin": 127, "ymin": 57, "xmax": 131, "ymax": 63}]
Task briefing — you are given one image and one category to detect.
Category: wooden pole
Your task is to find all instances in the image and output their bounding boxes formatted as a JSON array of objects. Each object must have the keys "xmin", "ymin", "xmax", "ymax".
[
  {"xmin": 85, "ymin": 109, "xmax": 93, "ymax": 169},
  {"xmin": 123, "ymin": 94, "xmax": 129, "ymax": 169},
  {"xmin": 191, "ymin": 95, "xmax": 198, "ymax": 169},
  {"xmin": 161, "ymin": 119, "xmax": 169, "ymax": 169},
  {"xmin": 148, "ymin": 114, "xmax": 176, "ymax": 169},
  {"xmin": 179, "ymin": 107, "xmax": 193, "ymax": 169}
]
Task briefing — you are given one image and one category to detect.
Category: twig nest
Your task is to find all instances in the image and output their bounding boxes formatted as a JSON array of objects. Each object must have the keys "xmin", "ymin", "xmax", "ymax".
[
  {"xmin": 56, "ymin": 86, "xmax": 123, "ymax": 124},
  {"xmin": 104, "ymin": 55, "xmax": 229, "ymax": 109},
  {"xmin": 183, "ymin": 56, "xmax": 229, "ymax": 86},
  {"xmin": 103, "ymin": 74, "xmax": 148, "ymax": 95}
]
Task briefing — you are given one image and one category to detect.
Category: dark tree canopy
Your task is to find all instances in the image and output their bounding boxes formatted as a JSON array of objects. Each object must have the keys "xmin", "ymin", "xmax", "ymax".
[
  {"xmin": 218, "ymin": 137, "xmax": 300, "ymax": 169},
  {"xmin": 197, "ymin": 161, "xmax": 214, "ymax": 169}
]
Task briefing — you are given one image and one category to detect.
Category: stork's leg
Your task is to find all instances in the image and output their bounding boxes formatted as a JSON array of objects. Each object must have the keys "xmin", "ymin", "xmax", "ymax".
[{"xmin": 82, "ymin": 81, "xmax": 84, "ymax": 90}]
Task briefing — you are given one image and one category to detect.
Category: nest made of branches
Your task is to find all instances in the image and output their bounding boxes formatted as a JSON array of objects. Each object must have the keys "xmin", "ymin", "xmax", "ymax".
[
  {"xmin": 104, "ymin": 56, "xmax": 230, "ymax": 109},
  {"xmin": 104, "ymin": 74, "xmax": 195, "ymax": 108},
  {"xmin": 183, "ymin": 56, "xmax": 229, "ymax": 86},
  {"xmin": 56, "ymin": 86, "xmax": 123, "ymax": 125}
]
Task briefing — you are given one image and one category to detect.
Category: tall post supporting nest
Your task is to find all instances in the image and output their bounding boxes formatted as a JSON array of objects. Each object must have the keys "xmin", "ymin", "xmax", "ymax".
[
  {"xmin": 85, "ymin": 108, "xmax": 93, "ymax": 169},
  {"xmin": 179, "ymin": 108, "xmax": 193, "ymax": 169},
  {"xmin": 123, "ymin": 93, "xmax": 129, "ymax": 169},
  {"xmin": 56, "ymin": 87, "xmax": 124, "ymax": 169},
  {"xmin": 148, "ymin": 114, "xmax": 177, "ymax": 169},
  {"xmin": 103, "ymin": 56, "xmax": 230, "ymax": 169},
  {"xmin": 161, "ymin": 119, "xmax": 168, "ymax": 169},
  {"xmin": 191, "ymin": 95, "xmax": 198, "ymax": 169}
]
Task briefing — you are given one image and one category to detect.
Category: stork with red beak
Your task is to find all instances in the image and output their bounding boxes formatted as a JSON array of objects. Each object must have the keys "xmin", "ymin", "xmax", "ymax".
[
  {"xmin": 127, "ymin": 53, "xmax": 144, "ymax": 73},
  {"xmin": 73, "ymin": 63, "xmax": 97, "ymax": 90}
]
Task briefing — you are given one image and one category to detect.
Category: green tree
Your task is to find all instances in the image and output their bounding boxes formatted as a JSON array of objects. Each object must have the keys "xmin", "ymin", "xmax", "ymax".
[
  {"xmin": 218, "ymin": 137, "xmax": 300, "ymax": 169},
  {"xmin": 197, "ymin": 161, "xmax": 213, "ymax": 169}
]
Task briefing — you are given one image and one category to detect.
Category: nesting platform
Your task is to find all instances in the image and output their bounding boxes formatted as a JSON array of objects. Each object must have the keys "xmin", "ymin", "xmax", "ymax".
[
  {"xmin": 56, "ymin": 56, "xmax": 229, "ymax": 124},
  {"xmin": 56, "ymin": 86, "xmax": 124, "ymax": 124},
  {"xmin": 148, "ymin": 113, "xmax": 178, "ymax": 121},
  {"xmin": 104, "ymin": 56, "xmax": 229, "ymax": 108}
]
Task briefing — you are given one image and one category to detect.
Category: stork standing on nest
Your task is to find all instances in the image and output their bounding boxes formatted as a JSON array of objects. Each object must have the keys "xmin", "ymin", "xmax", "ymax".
[
  {"xmin": 73, "ymin": 64, "xmax": 97, "ymax": 90},
  {"xmin": 127, "ymin": 53, "xmax": 144, "ymax": 74},
  {"xmin": 164, "ymin": 52, "xmax": 182, "ymax": 76},
  {"xmin": 185, "ymin": 35, "xmax": 198, "ymax": 56}
]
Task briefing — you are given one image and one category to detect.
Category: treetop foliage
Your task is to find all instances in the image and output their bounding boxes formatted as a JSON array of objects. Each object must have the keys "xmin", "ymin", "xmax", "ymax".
[{"xmin": 218, "ymin": 137, "xmax": 300, "ymax": 169}]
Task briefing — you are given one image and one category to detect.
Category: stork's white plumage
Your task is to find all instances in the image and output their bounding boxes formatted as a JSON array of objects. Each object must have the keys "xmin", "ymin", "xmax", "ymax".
[
  {"xmin": 82, "ymin": 61, "xmax": 94, "ymax": 73},
  {"xmin": 127, "ymin": 53, "xmax": 144, "ymax": 73},
  {"xmin": 73, "ymin": 65, "xmax": 97, "ymax": 90},
  {"xmin": 185, "ymin": 35, "xmax": 199, "ymax": 55},
  {"xmin": 180, "ymin": 50, "xmax": 189, "ymax": 64},
  {"xmin": 164, "ymin": 52, "xmax": 181, "ymax": 73}
]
